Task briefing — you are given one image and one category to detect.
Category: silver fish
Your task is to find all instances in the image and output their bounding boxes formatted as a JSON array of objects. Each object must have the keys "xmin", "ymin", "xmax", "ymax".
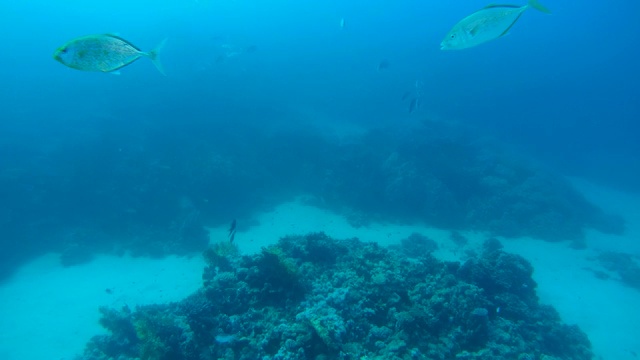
[
  {"xmin": 441, "ymin": 0, "xmax": 551, "ymax": 50},
  {"xmin": 53, "ymin": 34, "xmax": 166, "ymax": 75}
]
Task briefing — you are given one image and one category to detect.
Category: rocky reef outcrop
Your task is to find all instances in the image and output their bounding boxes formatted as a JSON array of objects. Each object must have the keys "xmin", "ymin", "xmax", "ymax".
[{"xmin": 78, "ymin": 232, "xmax": 592, "ymax": 360}]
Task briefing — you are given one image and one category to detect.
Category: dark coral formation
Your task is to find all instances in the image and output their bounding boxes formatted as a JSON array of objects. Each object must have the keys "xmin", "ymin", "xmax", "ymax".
[
  {"xmin": 594, "ymin": 251, "xmax": 640, "ymax": 290},
  {"xmin": 78, "ymin": 233, "xmax": 593, "ymax": 360},
  {"xmin": 1, "ymin": 119, "xmax": 624, "ymax": 280},
  {"xmin": 320, "ymin": 122, "xmax": 624, "ymax": 242},
  {"xmin": 389, "ymin": 232, "xmax": 439, "ymax": 258}
]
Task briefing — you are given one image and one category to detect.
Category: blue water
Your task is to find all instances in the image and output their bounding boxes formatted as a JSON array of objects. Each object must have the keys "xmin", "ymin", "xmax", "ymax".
[
  {"xmin": 1, "ymin": 0, "xmax": 639, "ymax": 358},
  {"xmin": 3, "ymin": 0, "xmax": 638, "ymax": 186}
]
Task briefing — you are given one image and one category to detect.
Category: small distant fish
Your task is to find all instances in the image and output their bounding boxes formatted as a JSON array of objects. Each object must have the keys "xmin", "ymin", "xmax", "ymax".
[
  {"xmin": 339, "ymin": 18, "xmax": 345, "ymax": 29},
  {"xmin": 245, "ymin": 45, "xmax": 258, "ymax": 53},
  {"xmin": 440, "ymin": 0, "xmax": 551, "ymax": 50},
  {"xmin": 228, "ymin": 219, "xmax": 237, "ymax": 243},
  {"xmin": 228, "ymin": 219, "xmax": 236, "ymax": 236},
  {"xmin": 53, "ymin": 34, "xmax": 167, "ymax": 75},
  {"xmin": 215, "ymin": 54, "xmax": 227, "ymax": 64},
  {"xmin": 401, "ymin": 91, "xmax": 411, "ymax": 101},
  {"xmin": 409, "ymin": 98, "xmax": 419, "ymax": 113},
  {"xmin": 377, "ymin": 59, "xmax": 390, "ymax": 71}
]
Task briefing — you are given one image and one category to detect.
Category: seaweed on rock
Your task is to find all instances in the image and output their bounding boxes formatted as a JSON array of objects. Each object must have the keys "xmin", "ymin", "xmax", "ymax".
[{"xmin": 78, "ymin": 233, "xmax": 593, "ymax": 360}]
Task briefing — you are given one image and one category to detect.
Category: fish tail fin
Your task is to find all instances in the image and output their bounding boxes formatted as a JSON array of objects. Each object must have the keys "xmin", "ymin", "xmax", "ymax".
[
  {"xmin": 146, "ymin": 38, "xmax": 168, "ymax": 76},
  {"xmin": 528, "ymin": 0, "xmax": 552, "ymax": 14}
]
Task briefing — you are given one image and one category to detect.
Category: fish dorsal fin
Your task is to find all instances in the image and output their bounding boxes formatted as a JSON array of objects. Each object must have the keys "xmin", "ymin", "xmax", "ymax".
[
  {"xmin": 482, "ymin": 4, "xmax": 521, "ymax": 9},
  {"xmin": 103, "ymin": 33, "xmax": 142, "ymax": 52}
]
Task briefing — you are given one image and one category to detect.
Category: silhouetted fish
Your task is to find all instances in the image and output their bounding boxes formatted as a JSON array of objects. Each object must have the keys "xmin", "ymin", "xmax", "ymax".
[
  {"xmin": 228, "ymin": 219, "xmax": 236, "ymax": 236},
  {"xmin": 401, "ymin": 91, "xmax": 411, "ymax": 101},
  {"xmin": 377, "ymin": 59, "xmax": 390, "ymax": 71},
  {"xmin": 228, "ymin": 219, "xmax": 237, "ymax": 243},
  {"xmin": 409, "ymin": 98, "xmax": 419, "ymax": 113}
]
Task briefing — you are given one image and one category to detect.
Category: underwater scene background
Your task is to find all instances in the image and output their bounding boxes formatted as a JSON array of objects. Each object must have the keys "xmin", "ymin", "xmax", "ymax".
[{"xmin": 0, "ymin": 0, "xmax": 639, "ymax": 359}]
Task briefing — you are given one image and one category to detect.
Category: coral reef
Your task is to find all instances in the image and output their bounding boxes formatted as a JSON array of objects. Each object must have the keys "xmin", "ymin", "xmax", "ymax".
[
  {"xmin": 389, "ymin": 232, "xmax": 439, "ymax": 258},
  {"xmin": 321, "ymin": 122, "xmax": 624, "ymax": 242},
  {"xmin": 592, "ymin": 251, "xmax": 640, "ymax": 290},
  {"xmin": 77, "ymin": 233, "xmax": 593, "ymax": 360},
  {"xmin": 1, "ymin": 120, "xmax": 624, "ymax": 280}
]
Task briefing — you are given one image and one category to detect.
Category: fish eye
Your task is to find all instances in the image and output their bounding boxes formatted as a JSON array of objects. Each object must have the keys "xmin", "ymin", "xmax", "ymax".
[{"xmin": 450, "ymin": 34, "xmax": 456, "ymax": 39}]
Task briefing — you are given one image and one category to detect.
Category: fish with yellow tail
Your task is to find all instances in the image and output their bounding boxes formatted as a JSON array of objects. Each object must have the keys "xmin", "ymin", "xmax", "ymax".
[
  {"xmin": 440, "ymin": 0, "xmax": 551, "ymax": 50},
  {"xmin": 53, "ymin": 34, "xmax": 167, "ymax": 75}
]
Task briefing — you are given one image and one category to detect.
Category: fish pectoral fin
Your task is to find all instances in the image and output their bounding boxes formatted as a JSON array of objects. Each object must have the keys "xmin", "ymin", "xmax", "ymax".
[
  {"xmin": 109, "ymin": 70, "xmax": 122, "ymax": 75},
  {"xmin": 468, "ymin": 26, "xmax": 480, "ymax": 36}
]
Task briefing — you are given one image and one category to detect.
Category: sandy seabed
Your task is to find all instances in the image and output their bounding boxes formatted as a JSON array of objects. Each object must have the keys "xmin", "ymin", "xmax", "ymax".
[{"xmin": 0, "ymin": 178, "xmax": 638, "ymax": 360}]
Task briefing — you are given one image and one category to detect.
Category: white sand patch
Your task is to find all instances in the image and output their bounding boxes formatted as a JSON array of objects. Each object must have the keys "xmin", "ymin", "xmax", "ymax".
[
  {"xmin": 571, "ymin": 176, "xmax": 640, "ymax": 252},
  {"xmin": 207, "ymin": 198, "xmax": 463, "ymax": 259},
  {"xmin": 0, "ymin": 253, "xmax": 204, "ymax": 360},
  {"xmin": 501, "ymin": 237, "xmax": 640, "ymax": 360}
]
